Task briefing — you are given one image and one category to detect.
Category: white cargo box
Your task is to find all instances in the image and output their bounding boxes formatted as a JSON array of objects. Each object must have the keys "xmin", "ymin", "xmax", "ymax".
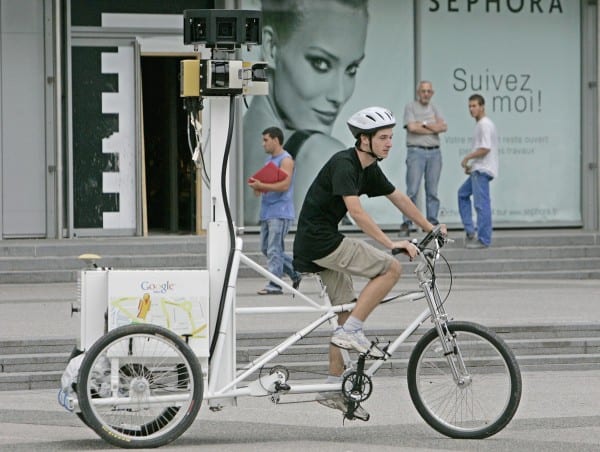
[{"xmin": 79, "ymin": 269, "xmax": 210, "ymax": 359}]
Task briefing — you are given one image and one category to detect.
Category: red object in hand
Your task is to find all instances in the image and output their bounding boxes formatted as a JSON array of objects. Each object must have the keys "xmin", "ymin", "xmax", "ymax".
[{"xmin": 248, "ymin": 162, "xmax": 288, "ymax": 192}]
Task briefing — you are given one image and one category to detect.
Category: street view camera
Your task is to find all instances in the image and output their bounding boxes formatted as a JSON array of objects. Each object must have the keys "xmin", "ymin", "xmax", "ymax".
[
  {"xmin": 181, "ymin": 9, "xmax": 268, "ymax": 97},
  {"xmin": 183, "ymin": 9, "xmax": 261, "ymax": 49}
]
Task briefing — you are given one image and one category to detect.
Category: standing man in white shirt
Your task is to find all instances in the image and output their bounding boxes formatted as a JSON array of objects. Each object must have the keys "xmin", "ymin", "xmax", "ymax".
[{"xmin": 458, "ymin": 94, "xmax": 499, "ymax": 249}]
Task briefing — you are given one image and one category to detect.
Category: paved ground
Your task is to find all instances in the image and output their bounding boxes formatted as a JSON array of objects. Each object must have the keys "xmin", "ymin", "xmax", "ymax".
[
  {"xmin": 0, "ymin": 371, "xmax": 599, "ymax": 451},
  {"xmin": 1, "ymin": 276, "xmax": 599, "ymax": 339},
  {"xmin": 0, "ymin": 276, "xmax": 599, "ymax": 450}
]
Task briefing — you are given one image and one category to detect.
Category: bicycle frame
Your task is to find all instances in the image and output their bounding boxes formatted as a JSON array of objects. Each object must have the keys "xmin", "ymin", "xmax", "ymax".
[
  {"xmin": 204, "ymin": 234, "xmax": 455, "ymax": 404},
  {"xmin": 69, "ymin": 226, "xmax": 521, "ymax": 447}
]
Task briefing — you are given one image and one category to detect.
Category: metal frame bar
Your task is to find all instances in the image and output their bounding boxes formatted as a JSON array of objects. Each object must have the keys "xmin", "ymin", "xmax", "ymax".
[
  {"xmin": 204, "ymin": 238, "xmax": 431, "ymax": 401},
  {"xmin": 583, "ymin": 0, "xmax": 599, "ymax": 230}
]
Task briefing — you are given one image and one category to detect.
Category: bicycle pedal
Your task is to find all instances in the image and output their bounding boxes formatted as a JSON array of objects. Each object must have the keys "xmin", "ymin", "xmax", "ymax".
[
  {"xmin": 274, "ymin": 382, "xmax": 291, "ymax": 392},
  {"xmin": 380, "ymin": 342, "xmax": 392, "ymax": 358},
  {"xmin": 345, "ymin": 413, "xmax": 370, "ymax": 422},
  {"xmin": 371, "ymin": 339, "xmax": 392, "ymax": 358},
  {"xmin": 344, "ymin": 406, "xmax": 370, "ymax": 422},
  {"xmin": 366, "ymin": 342, "xmax": 386, "ymax": 359}
]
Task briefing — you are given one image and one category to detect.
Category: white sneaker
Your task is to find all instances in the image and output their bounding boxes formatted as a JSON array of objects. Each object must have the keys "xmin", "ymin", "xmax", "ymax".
[
  {"xmin": 331, "ymin": 328, "xmax": 385, "ymax": 358},
  {"xmin": 315, "ymin": 392, "xmax": 370, "ymax": 421}
]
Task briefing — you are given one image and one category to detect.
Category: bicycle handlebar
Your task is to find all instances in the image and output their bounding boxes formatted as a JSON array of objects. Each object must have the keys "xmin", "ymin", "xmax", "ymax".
[{"xmin": 391, "ymin": 224, "xmax": 444, "ymax": 256}]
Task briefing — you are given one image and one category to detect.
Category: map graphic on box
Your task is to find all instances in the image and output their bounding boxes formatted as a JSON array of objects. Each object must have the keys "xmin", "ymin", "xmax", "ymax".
[{"xmin": 107, "ymin": 270, "xmax": 209, "ymax": 357}]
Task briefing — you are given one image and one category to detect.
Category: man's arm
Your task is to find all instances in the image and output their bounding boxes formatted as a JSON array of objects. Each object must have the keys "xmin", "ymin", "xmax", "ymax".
[
  {"xmin": 406, "ymin": 117, "xmax": 447, "ymax": 135},
  {"xmin": 406, "ymin": 121, "xmax": 433, "ymax": 134},
  {"xmin": 344, "ymin": 195, "xmax": 394, "ymax": 248},
  {"xmin": 344, "ymin": 195, "xmax": 419, "ymax": 257},
  {"xmin": 461, "ymin": 147, "xmax": 490, "ymax": 171},
  {"xmin": 386, "ymin": 189, "xmax": 436, "ymax": 232},
  {"xmin": 404, "ymin": 103, "xmax": 431, "ymax": 135},
  {"xmin": 423, "ymin": 117, "xmax": 447, "ymax": 134},
  {"xmin": 426, "ymin": 105, "xmax": 448, "ymax": 133},
  {"xmin": 407, "ymin": 116, "xmax": 447, "ymax": 135}
]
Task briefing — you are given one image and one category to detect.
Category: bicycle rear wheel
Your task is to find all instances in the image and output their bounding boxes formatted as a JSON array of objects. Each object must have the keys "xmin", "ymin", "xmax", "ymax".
[
  {"xmin": 407, "ymin": 321, "xmax": 521, "ymax": 439},
  {"xmin": 78, "ymin": 324, "xmax": 203, "ymax": 449}
]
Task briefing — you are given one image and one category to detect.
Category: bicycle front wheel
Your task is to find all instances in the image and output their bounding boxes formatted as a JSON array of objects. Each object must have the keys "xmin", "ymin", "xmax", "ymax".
[
  {"xmin": 407, "ymin": 321, "xmax": 521, "ymax": 439},
  {"xmin": 78, "ymin": 324, "xmax": 203, "ymax": 449}
]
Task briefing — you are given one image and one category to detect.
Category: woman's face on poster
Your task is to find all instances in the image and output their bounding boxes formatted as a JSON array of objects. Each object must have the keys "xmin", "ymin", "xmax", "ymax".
[{"xmin": 272, "ymin": 2, "xmax": 368, "ymax": 133}]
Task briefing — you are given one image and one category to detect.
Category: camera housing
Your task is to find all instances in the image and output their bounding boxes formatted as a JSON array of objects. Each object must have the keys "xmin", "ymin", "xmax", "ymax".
[
  {"xmin": 181, "ymin": 10, "xmax": 267, "ymax": 98},
  {"xmin": 180, "ymin": 59, "xmax": 269, "ymax": 97},
  {"xmin": 183, "ymin": 9, "xmax": 261, "ymax": 49}
]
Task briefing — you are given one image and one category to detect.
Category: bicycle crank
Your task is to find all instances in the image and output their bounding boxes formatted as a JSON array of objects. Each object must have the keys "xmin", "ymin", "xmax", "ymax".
[{"xmin": 341, "ymin": 370, "xmax": 373, "ymax": 403}]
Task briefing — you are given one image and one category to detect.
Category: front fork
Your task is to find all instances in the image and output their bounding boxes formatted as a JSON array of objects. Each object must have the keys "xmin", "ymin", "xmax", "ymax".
[{"xmin": 420, "ymin": 279, "xmax": 471, "ymax": 386}]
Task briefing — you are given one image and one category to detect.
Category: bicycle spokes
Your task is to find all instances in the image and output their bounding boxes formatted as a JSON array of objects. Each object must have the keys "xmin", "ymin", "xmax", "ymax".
[{"xmin": 407, "ymin": 322, "xmax": 521, "ymax": 439}]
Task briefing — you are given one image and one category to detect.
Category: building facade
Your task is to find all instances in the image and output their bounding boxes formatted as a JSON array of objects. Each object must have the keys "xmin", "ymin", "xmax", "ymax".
[{"xmin": 0, "ymin": 0, "xmax": 597, "ymax": 239}]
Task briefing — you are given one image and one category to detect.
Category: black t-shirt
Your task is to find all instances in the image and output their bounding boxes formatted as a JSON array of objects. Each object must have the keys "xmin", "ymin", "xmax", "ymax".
[{"xmin": 293, "ymin": 148, "xmax": 395, "ymax": 272}]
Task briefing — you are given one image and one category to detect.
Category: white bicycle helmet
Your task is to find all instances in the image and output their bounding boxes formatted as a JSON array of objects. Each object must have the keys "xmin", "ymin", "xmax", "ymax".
[{"xmin": 347, "ymin": 106, "xmax": 396, "ymax": 137}]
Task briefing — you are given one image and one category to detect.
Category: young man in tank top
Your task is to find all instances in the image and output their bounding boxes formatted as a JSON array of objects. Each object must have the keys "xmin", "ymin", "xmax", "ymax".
[{"xmin": 248, "ymin": 127, "xmax": 302, "ymax": 294}]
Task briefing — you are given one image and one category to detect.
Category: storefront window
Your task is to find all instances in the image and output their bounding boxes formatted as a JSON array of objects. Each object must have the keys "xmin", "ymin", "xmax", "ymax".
[{"xmin": 419, "ymin": 0, "xmax": 581, "ymax": 225}]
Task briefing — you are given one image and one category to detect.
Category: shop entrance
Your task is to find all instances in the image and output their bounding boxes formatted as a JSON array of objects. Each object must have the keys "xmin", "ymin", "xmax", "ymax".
[{"xmin": 141, "ymin": 55, "xmax": 198, "ymax": 234}]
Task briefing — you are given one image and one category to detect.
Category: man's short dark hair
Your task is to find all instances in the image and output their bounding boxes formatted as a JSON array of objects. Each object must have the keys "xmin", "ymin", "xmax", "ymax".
[
  {"xmin": 469, "ymin": 94, "xmax": 485, "ymax": 106},
  {"xmin": 262, "ymin": 126, "xmax": 284, "ymax": 144}
]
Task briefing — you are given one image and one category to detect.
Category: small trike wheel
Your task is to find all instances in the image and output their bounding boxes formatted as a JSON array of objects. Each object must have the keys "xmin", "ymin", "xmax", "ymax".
[{"xmin": 77, "ymin": 324, "xmax": 203, "ymax": 449}]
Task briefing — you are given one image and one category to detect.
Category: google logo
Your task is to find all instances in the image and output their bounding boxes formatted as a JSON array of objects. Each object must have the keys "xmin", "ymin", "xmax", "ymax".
[{"xmin": 140, "ymin": 280, "xmax": 176, "ymax": 294}]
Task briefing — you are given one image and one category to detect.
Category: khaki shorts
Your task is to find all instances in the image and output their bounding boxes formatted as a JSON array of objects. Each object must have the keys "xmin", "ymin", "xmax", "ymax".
[{"xmin": 314, "ymin": 238, "xmax": 394, "ymax": 306}]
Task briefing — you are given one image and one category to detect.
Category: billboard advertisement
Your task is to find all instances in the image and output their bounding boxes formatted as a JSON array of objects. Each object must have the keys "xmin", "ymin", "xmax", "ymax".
[
  {"xmin": 241, "ymin": 0, "xmax": 580, "ymax": 227},
  {"xmin": 419, "ymin": 0, "xmax": 580, "ymax": 226}
]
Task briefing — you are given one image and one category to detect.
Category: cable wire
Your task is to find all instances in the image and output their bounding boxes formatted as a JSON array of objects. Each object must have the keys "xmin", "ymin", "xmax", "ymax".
[
  {"xmin": 187, "ymin": 111, "xmax": 210, "ymax": 187},
  {"xmin": 209, "ymin": 95, "xmax": 237, "ymax": 360}
]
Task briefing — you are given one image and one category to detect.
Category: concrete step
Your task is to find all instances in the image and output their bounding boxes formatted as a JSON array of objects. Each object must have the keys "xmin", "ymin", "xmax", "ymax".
[
  {"xmin": 0, "ymin": 353, "xmax": 70, "ymax": 373},
  {"xmin": 235, "ymin": 325, "xmax": 600, "ymax": 379},
  {"xmin": 242, "ymin": 247, "xmax": 600, "ymax": 265},
  {"xmin": 0, "ymin": 254, "xmax": 206, "ymax": 272},
  {"xmin": 237, "ymin": 259, "xmax": 600, "ymax": 279},
  {"xmin": 493, "ymin": 324, "xmax": 600, "ymax": 339},
  {"xmin": 237, "ymin": 324, "xmax": 600, "ymax": 344},
  {"xmin": 449, "ymin": 270, "xmax": 600, "ymax": 280},
  {"xmin": 4, "ymin": 258, "xmax": 597, "ymax": 283},
  {"xmin": 0, "ymin": 337, "xmax": 76, "ymax": 355},
  {"xmin": 235, "ymin": 354, "xmax": 600, "ymax": 381},
  {"xmin": 238, "ymin": 337, "xmax": 600, "ymax": 361},
  {"xmin": 4, "ymin": 323, "xmax": 599, "ymax": 391},
  {"xmin": 0, "ymin": 370, "xmax": 63, "ymax": 391},
  {"xmin": 0, "ymin": 269, "xmax": 80, "ymax": 284},
  {"xmin": 0, "ymin": 229, "xmax": 598, "ymax": 283},
  {"xmin": 4, "ymin": 352, "xmax": 597, "ymax": 391},
  {"xmin": 0, "ymin": 256, "xmax": 208, "ymax": 284},
  {"xmin": 0, "ymin": 236, "xmax": 206, "ymax": 257}
]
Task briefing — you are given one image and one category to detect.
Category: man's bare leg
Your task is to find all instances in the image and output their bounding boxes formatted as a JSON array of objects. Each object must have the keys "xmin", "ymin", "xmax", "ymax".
[
  {"xmin": 329, "ymin": 311, "xmax": 350, "ymax": 376},
  {"xmin": 329, "ymin": 260, "xmax": 401, "ymax": 375},
  {"xmin": 351, "ymin": 260, "xmax": 401, "ymax": 321}
]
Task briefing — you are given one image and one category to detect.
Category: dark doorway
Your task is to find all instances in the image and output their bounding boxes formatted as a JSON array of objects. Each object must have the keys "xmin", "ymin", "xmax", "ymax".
[{"xmin": 141, "ymin": 56, "xmax": 196, "ymax": 234}]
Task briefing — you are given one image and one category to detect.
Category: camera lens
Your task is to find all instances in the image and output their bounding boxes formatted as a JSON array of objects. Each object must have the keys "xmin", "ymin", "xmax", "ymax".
[{"xmin": 216, "ymin": 19, "xmax": 236, "ymax": 40}]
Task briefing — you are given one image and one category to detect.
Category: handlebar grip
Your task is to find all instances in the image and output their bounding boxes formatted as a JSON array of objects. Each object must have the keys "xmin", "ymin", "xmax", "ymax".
[
  {"xmin": 394, "ymin": 226, "xmax": 444, "ymax": 255},
  {"xmin": 418, "ymin": 224, "xmax": 442, "ymax": 249}
]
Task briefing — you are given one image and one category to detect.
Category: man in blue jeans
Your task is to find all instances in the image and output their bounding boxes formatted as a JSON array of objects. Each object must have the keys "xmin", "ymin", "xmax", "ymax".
[
  {"xmin": 399, "ymin": 81, "xmax": 448, "ymax": 236},
  {"xmin": 458, "ymin": 94, "xmax": 499, "ymax": 249},
  {"xmin": 248, "ymin": 126, "xmax": 302, "ymax": 294}
]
